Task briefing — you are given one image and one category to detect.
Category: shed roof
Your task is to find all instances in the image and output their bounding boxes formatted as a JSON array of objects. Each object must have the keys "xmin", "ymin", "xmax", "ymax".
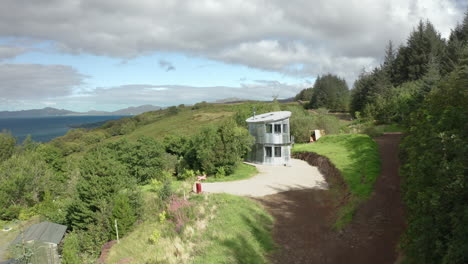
[
  {"xmin": 246, "ymin": 111, "xmax": 291, "ymax": 123},
  {"xmin": 12, "ymin": 221, "xmax": 67, "ymax": 245}
]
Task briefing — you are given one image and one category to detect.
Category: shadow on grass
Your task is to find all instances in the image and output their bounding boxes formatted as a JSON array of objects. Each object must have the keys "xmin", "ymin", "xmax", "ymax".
[
  {"xmin": 341, "ymin": 135, "xmax": 380, "ymax": 198},
  {"xmin": 219, "ymin": 212, "xmax": 275, "ymax": 264}
]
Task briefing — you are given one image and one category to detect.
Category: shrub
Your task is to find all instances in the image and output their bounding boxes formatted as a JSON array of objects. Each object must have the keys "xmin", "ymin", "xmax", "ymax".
[
  {"xmin": 61, "ymin": 232, "xmax": 81, "ymax": 264},
  {"xmin": 177, "ymin": 168, "xmax": 196, "ymax": 180},
  {"xmin": 148, "ymin": 229, "xmax": 161, "ymax": 244},
  {"xmin": 167, "ymin": 195, "xmax": 193, "ymax": 233}
]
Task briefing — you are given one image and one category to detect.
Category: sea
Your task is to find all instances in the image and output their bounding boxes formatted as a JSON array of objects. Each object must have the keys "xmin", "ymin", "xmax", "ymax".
[{"xmin": 0, "ymin": 116, "xmax": 129, "ymax": 143}]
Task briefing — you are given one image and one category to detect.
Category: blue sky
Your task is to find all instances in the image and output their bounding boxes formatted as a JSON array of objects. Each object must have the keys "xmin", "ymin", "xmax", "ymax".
[{"xmin": 0, "ymin": 0, "xmax": 465, "ymax": 112}]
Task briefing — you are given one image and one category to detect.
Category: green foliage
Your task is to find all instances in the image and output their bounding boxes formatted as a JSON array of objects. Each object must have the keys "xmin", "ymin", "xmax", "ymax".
[
  {"xmin": 66, "ymin": 147, "xmax": 138, "ymax": 230},
  {"xmin": 163, "ymin": 134, "xmax": 190, "ymax": 156},
  {"xmin": 191, "ymin": 101, "xmax": 210, "ymax": 110},
  {"xmin": 0, "ymin": 151, "xmax": 57, "ymax": 220},
  {"xmin": 177, "ymin": 168, "xmax": 196, "ymax": 180},
  {"xmin": 204, "ymin": 163, "xmax": 258, "ymax": 183},
  {"xmin": 105, "ymin": 137, "xmax": 168, "ymax": 184},
  {"xmin": 62, "ymin": 232, "xmax": 81, "ymax": 264},
  {"xmin": 185, "ymin": 119, "xmax": 254, "ymax": 175},
  {"xmin": 148, "ymin": 229, "xmax": 161, "ymax": 244},
  {"xmin": 36, "ymin": 144, "xmax": 65, "ymax": 173},
  {"xmin": 167, "ymin": 105, "xmax": 180, "ymax": 115},
  {"xmin": 158, "ymin": 179, "xmax": 173, "ymax": 201},
  {"xmin": 0, "ymin": 131, "xmax": 16, "ymax": 162},
  {"xmin": 215, "ymin": 166, "xmax": 226, "ymax": 178},
  {"xmin": 294, "ymin": 87, "xmax": 314, "ymax": 101},
  {"xmin": 400, "ymin": 48, "xmax": 468, "ymax": 264},
  {"xmin": 308, "ymin": 74, "xmax": 350, "ymax": 111},
  {"xmin": 112, "ymin": 192, "xmax": 137, "ymax": 237}
]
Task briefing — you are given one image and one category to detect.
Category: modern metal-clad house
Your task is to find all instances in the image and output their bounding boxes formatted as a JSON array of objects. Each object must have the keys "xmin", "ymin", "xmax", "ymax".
[{"xmin": 246, "ymin": 111, "xmax": 292, "ymax": 165}]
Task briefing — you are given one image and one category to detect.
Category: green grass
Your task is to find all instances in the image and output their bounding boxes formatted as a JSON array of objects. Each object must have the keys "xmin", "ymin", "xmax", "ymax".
[
  {"xmin": 293, "ymin": 134, "xmax": 380, "ymax": 229},
  {"xmin": 105, "ymin": 193, "xmax": 274, "ymax": 264},
  {"xmin": 376, "ymin": 123, "xmax": 406, "ymax": 133},
  {"xmin": 191, "ymin": 194, "xmax": 274, "ymax": 264},
  {"xmin": 126, "ymin": 108, "xmax": 235, "ymax": 141},
  {"xmin": 204, "ymin": 163, "xmax": 258, "ymax": 183}
]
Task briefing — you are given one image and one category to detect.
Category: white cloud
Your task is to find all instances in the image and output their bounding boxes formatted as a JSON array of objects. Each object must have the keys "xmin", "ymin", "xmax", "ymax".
[
  {"xmin": 0, "ymin": 64, "xmax": 86, "ymax": 99},
  {"xmin": 0, "ymin": 0, "xmax": 464, "ymax": 81}
]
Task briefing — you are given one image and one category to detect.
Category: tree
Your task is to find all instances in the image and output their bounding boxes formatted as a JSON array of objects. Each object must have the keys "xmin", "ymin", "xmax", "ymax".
[
  {"xmin": 294, "ymin": 87, "xmax": 314, "ymax": 101},
  {"xmin": 0, "ymin": 131, "xmax": 16, "ymax": 162},
  {"xmin": 112, "ymin": 192, "xmax": 137, "ymax": 237},
  {"xmin": 308, "ymin": 74, "xmax": 350, "ymax": 111},
  {"xmin": 401, "ymin": 47, "xmax": 468, "ymax": 264},
  {"xmin": 61, "ymin": 232, "xmax": 81, "ymax": 264},
  {"xmin": 185, "ymin": 120, "xmax": 254, "ymax": 175},
  {"xmin": 66, "ymin": 147, "xmax": 131, "ymax": 229}
]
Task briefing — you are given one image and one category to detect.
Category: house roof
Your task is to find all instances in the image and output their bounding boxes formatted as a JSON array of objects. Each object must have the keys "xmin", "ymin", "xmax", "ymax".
[
  {"xmin": 246, "ymin": 111, "xmax": 291, "ymax": 123},
  {"xmin": 12, "ymin": 221, "xmax": 67, "ymax": 245}
]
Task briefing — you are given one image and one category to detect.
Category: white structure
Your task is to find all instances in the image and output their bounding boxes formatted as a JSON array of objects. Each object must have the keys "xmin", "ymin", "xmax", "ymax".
[{"xmin": 246, "ymin": 111, "xmax": 292, "ymax": 165}]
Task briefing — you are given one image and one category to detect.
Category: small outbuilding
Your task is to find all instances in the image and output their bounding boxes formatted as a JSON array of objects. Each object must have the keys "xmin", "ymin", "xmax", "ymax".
[
  {"xmin": 246, "ymin": 111, "xmax": 293, "ymax": 165},
  {"xmin": 11, "ymin": 221, "xmax": 67, "ymax": 264}
]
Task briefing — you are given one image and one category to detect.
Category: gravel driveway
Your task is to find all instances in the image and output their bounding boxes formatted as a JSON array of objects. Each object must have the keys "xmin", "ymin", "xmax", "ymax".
[{"xmin": 202, "ymin": 159, "xmax": 327, "ymax": 197}]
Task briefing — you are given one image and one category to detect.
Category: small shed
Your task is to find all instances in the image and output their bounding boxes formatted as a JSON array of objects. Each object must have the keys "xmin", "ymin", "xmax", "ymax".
[
  {"xmin": 11, "ymin": 221, "xmax": 67, "ymax": 264},
  {"xmin": 246, "ymin": 111, "xmax": 292, "ymax": 165}
]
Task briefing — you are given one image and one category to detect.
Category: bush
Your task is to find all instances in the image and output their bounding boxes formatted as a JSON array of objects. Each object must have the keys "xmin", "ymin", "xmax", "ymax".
[
  {"xmin": 61, "ymin": 232, "xmax": 81, "ymax": 264},
  {"xmin": 177, "ymin": 168, "xmax": 196, "ymax": 180},
  {"xmin": 0, "ymin": 131, "xmax": 16, "ymax": 162},
  {"xmin": 215, "ymin": 166, "xmax": 226, "ymax": 178},
  {"xmin": 158, "ymin": 180, "xmax": 173, "ymax": 201}
]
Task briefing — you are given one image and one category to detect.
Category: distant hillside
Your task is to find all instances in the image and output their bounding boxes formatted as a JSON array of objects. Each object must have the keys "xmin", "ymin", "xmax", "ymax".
[
  {"xmin": 111, "ymin": 105, "xmax": 162, "ymax": 115},
  {"xmin": 0, "ymin": 105, "xmax": 162, "ymax": 118},
  {"xmin": 0, "ymin": 107, "xmax": 76, "ymax": 118}
]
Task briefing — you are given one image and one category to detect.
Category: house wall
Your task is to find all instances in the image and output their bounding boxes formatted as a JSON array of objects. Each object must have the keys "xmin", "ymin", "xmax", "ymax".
[{"xmin": 247, "ymin": 118, "xmax": 292, "ymax": 165}]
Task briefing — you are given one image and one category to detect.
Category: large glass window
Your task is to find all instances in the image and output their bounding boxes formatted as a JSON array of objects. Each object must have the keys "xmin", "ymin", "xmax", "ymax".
[
  {"xmin": 266, "ymin": 124, "xmax": 272, "ymax": 133},
  {"xmin": 274, "ymin": 124, "xmax": 281, "ymax": 133},
  {"xmin": 283, "ymin": 124, "xmax": 288, "ymax": 133},
  {"xmin": 265, "ymin": 146, "xmax": 272, "ymax": 157},
  {"xmin": 274, "ymin": 147, "xmax": 282, "ymax": 157}
]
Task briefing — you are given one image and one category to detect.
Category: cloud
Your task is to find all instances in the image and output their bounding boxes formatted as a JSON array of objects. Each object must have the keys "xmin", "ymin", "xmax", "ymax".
[
  {"xmin": 0, "ymin": 64, "xmax": 86, "ymax": 99},
  {"xmin": 0, "ymin": 0, "xmax": 464, "ymax": 82},
  {"xmin": 158, "ymin": 60, "xmax": 175, "ymax": 71},
  {"xmin": 72, "ymin": 80, "xmax": 309, "ymax": 107},
  {"xmin": 0, "ymin": 45, "xmax": 29, "ymax": 60}
]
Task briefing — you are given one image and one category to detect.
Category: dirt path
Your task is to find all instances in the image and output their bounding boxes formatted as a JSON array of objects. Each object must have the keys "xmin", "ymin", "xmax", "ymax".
[{"xmin": 258, "ymin": 133, "xmax": 406, "ymax": 264}]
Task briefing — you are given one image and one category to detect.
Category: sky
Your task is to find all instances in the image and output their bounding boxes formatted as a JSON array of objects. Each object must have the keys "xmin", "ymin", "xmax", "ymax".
[{"xmin": 0, "ymin": 0, "xmax": 466, "ymax": 112}]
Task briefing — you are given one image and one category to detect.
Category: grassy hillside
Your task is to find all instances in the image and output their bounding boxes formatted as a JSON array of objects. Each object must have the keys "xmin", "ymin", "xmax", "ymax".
[
  {"xmin": 105, "ymin": 191, "xmax": 274, "ymax": 264},
  {"xmin": 293, "ymin": 134, "xmax": 380, "ymax": 228},
  {"xmin": 126, "ymin": 109, "xmax": 235, "ymax": 141}
]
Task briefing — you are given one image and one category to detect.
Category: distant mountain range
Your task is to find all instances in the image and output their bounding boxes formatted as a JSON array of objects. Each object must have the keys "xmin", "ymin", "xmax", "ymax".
[{"xmin": 0, "ymin": 105, "xmax": 162, "ymax": 118}]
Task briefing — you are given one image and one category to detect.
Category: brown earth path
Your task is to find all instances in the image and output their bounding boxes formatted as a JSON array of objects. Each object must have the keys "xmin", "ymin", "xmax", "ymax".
[{"xmin": 258, "ymin": 133, "xmax": 406, "ymax": 264}]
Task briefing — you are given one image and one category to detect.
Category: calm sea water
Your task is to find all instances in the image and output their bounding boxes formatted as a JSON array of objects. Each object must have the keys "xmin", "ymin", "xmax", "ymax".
[{"xmin": 0, "ymin": 116, "xmax": 128, "ymax": 143}]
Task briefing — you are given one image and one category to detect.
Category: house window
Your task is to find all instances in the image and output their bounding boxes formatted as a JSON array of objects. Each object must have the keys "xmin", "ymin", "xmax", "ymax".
[
  {"xmin": 266, "ymin": 124, "xmax": 272, "ymax": 133},
  {"xmin": 274, "ymin": 124, "xmax": 281, "ymax": 133},
  {"xmin": 274, "ymin": 147, "xmax": 282, "ymax": 157},
  {"xmin": 265, "ymin": 146, "xmax": 272, "ymax": 157},
  {"xmin": 283, "ymin": 124, "xmax": 288, "ymax": 133}
]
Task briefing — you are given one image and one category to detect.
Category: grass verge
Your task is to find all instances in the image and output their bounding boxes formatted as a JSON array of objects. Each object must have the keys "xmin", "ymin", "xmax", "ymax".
[
  {"xmin": 293, "ymin": 134, "xmax": 380, "ymax": 229},
  {"xmin": 105, "ymin": 191, "xmax": 274, "ymax": 264},
  {"xmin": 204, "ymin": 163, "xmax": 258, "ymax": 183}
]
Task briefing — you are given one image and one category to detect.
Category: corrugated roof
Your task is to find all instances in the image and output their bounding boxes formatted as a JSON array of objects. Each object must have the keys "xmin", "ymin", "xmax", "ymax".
[
  {"xmin": 246, "ymin": 111, "xmax": 291, "ymax": 123},
  {"xmin": 11, "ymin": 221, "xmax": 67, "ymax": 245}
]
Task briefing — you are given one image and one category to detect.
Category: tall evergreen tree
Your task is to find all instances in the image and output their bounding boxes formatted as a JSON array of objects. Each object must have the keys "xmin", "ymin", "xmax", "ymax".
[{"xmin": 308, "ymin": 74, "xmax": 350, "ymax": 111}]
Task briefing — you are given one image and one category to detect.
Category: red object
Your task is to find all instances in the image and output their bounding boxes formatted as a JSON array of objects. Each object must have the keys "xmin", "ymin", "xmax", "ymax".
[{"xmin": 196, "ymin": 183, "xmax": 202, "ymax": 193}]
